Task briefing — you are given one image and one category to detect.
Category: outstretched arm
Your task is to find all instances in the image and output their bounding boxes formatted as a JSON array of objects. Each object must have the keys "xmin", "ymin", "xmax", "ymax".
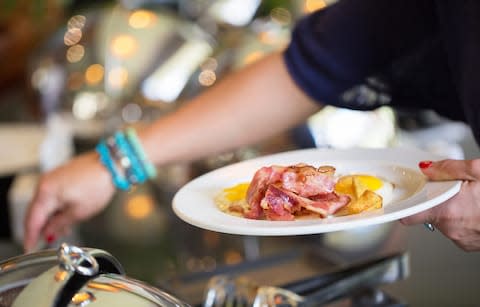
[
  {"xmin": 140, "ymin": 52, "xmax": 321, "ymax": 165},
  {"xmin": 23, "ymin": 52, "xmax": 321, "ymax": 252}
]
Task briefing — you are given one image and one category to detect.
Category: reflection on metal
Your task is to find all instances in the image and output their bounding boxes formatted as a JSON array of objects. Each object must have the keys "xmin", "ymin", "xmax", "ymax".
[
  {"xmin": 71, "ymin": 291, "xmax": 96, "ymax": 306},
  {"xmin": 54, "ymin": 270, "xmax": 68, "ymax": 282},
  {"xmin": 0, "ymin": 261, "xmax": 16, "ymax": 271},
  {"xmin": 141, "ymin": 39, "xmax": 213, "ymax": 102},
  {"xmin": 87, "ymin": 281, "xmax": 121, "ymax": 293},
  {"xmin": 58, "ymin": 243, "xmax": 99, "ymax": 276}
]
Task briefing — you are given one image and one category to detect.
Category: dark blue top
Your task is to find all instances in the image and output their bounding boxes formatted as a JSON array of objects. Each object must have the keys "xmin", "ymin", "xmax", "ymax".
[{"xmin": 284, "ymin": 0, "xmax": 480, "ymax": 144}]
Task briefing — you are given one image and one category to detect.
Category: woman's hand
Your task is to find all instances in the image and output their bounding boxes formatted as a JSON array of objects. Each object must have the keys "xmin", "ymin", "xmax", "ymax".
[
  {"xmin": 23, "ymin": 151, "xmax": 115, "ymax": 252},
  {"xmin": 400, "ymin": 159, "xmax": 480, "ymax": 252}
]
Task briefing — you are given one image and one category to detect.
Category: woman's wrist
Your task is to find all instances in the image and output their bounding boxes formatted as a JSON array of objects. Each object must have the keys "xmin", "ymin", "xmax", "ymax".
[{"xmin": 95, "ymin": 128, "xmax": 157, "ymax": 191}]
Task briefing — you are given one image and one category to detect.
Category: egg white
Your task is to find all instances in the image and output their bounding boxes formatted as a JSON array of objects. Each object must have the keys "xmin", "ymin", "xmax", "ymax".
[{"xmin": 374, "ymin": 179, "xmax": 394, "ymax": 205}]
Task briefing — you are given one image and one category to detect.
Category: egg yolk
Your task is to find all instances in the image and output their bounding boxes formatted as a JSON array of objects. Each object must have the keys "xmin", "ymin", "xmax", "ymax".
[
  {"xmin": 222, "ymin": 183, "xmax": 250, "ymax": 202},
  {"xmin": 335, "ymin": 174, "xmax": 383, "ymax": 195}
]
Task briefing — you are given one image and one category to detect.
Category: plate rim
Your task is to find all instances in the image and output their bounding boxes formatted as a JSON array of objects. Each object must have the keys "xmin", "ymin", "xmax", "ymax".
[{"xmin": 172, "ymin": 147, "xmax": 461, "ymax": 236}]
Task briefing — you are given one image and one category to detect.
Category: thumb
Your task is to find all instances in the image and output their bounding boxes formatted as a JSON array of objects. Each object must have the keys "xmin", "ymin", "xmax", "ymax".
[{"xmin": 418, "ymin": 159, "xmax": 480, "ymax": 181}]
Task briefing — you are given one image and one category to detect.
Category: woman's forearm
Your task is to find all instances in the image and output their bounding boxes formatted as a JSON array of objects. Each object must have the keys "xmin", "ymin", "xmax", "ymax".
[{"xmin": 139, "ymin": 52, "xmax": 322, "ymax": 166}]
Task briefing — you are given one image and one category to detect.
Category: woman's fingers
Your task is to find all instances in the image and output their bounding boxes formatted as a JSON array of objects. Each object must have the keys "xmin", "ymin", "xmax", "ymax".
[
  {"xmin": 42, "ymin": 210, "xmax": 75, "ymax": 243},
  {"xmin": 419, "ymin": 159, "xmax": 480, "ymax": 181},
  {"xmin": 399, "ymin": 207, "xmax": 437, "ymax": 226},
  {"xmin": 23, "ymin": 180, "xmax": 60, "ymax": 253},
  {"xmin": 400, "ymin": 158, "xmax": 480, "ymax": 251}
]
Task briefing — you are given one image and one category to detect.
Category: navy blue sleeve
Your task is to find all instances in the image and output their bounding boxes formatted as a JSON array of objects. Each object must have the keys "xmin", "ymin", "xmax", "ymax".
[
  {"xmin": 283, "ymin": 0, "xmax": 437, "ymax": 110},
  {"xmin": 435, "ymin": 1, "xmax": 480, "ymax": 144}
]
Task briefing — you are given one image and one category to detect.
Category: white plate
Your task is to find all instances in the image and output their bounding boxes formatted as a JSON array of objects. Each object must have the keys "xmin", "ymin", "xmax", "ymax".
[{"xmin": 172, "ymin": 147, "xmax": 461, "ymax": 236}]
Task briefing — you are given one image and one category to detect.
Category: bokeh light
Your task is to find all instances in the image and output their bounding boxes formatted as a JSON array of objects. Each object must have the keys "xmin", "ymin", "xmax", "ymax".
[
  {"xmin": 85, "ymin": 64, "xmax": 104, "ymax": 85},
  {"xmin": 107, "ymin": 67, "xmax": 129, "ymax": 89},
  {"xmin": 64, "ymin": 28, "xmax": 82, "ymax": 46},
  {"xmin": 304, "ymin": 0, "xmax": 328, "ymax": 12},
  {"xmin": 66, "ymin": 44, "xmax": 85, "ymax": 63},
  {"xmin": 128, "ymin": 10, "xmax": 157, "ymax": 29},
  {"xmin": 110, "ymin": 35, "xmax": 138, "ymax": 59},
  {"xmin": 198, "ymin": 70, "xmax": 216, "ymax": 86},
  {"xmin": 125, "ymin": 194, "xmax": 154, "ymax": 220}
]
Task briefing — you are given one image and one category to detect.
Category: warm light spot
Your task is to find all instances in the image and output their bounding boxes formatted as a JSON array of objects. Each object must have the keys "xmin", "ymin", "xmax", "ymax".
[
  {"xmin": 107, "ymin": 67, "xmax": 129, "ymax": 89},
  {"xmin": 125, "ymin": 194, "xmax": 154, "ymax": 219},
  {"xmin": 85, "ymin": 64, "xmax": 104, "ymax": 85},
  {"xmin": 68, "ymin": 15, "xmax": 86, "ymax": 29},
  {"xmin": 71, "ymin": 292, "xmax": 95, "ymax": 306},
  {"xmin": 224, "ymin": 250, "xmax": 243, "ymax": 265},
  {"xmin": 186, "ymin": 257, "xmax": 202, "ymax": 272},
  {"xmin": 108, "ymin": 282, "xmax": 133, "ymax": 291},
  {"xmin": 128, "ymin": 10, "xmax": 156, "ymax": 29},
  {"xmin": 202, "ymin": 256, "xmax": 216, "ymax": 271},
  {"xmin": 66, "ymin": 44, "xmax": 85, "ymax": 63},
  {"xmin": 67, "ymin": 72, "xmax": 84, "ymax": 90},
  {"xmin": 203, "ymin": 231, "xmax": 220, "ymax": 248},
  {"xmin": 110, "ymin": 35, "xmax": 138, "ymax": 59},
  {"xmin": 304, "ymin": 0, "xmax": 327, "ymax": 13},
  {"xmin": 201, "ymin": 58, "xmax": 218, "ymax": 71},
  {"xmin": 64, "ymin": 28, "xmax": 82, "ymax": 46},
  {"xmin": 258, "ymin": 31, "xmax": 278, "ymax": 45},
  {"xmin": 243, "ymin": 51, "xmax": 265, "ymax": 65},
  {"xmin": 198, "ymin": 70, "xmax": 216, "ymax": 86},
  {"xmin": 55, "ymin": 270, "xmax": 68, "ymax": 282},
  {"xmin": 270, "ymin": 7, "xmax": 291, "ymax": 26},
  {"xmin": 0, "ymin": 262, "xmax": 16, "ymax": 270},
  {"xmin": 87, "ymin": 282, "xmax": 120, "ymax": 292}
]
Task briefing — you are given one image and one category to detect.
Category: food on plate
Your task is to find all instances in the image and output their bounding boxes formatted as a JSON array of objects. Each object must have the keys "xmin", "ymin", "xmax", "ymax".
[
  {"xmin": 334, "ymin": 174, "xmax": 392, "ymax": 216},
  {"xmin": 214, "ymin": 163, "xmax": 393, "ymax": 221}
]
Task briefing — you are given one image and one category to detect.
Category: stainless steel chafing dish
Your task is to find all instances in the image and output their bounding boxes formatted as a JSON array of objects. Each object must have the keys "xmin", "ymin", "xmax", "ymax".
[{"xmin": 0, "ymin": 243, "xmax": 190, "ymax": 307}]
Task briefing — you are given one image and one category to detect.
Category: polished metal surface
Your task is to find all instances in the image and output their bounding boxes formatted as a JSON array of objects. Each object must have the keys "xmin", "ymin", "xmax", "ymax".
[
  {"xmin": 58, "ymin": 243, "xmax": 99, "ymax": 277},
  {"xmin": 202, "ymin": 252, "xmax": 409, "ymax": 307},
  {"xmin": 67, "ymin": 274, "xmax": 191, "ymax": 307},
  {"xmin": 1, "ymin": 244, "xmax": 192, "ymax": 307},
  {"xmin": 0, "ymin": 245, "xmax": 123, "ymax": 307}
]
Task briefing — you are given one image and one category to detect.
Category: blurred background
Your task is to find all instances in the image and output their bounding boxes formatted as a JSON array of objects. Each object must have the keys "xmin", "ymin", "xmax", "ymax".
[{"xmin": 1, "ymin": 0, "xmax": 479, "ymax": 306}]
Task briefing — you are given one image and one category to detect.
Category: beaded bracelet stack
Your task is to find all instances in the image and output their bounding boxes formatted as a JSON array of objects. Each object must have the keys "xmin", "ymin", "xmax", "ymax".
[{"xmin": 96, "ymin": 127, "xmax": 157, "ymax": 191}]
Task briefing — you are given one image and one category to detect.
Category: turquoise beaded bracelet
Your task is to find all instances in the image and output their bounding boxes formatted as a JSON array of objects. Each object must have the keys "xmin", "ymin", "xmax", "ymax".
[
  {"xmin": 114, "ymin": 131, "xmax": 148, "ymax": 184},
  {"xmin": 96, "ymin": 141, "xmax": 131, "ymax": 191},
  {"xmin": 96, "ymin": 128, "xmax": 157, "ymax": 191},
  {"xmin": 125, "ymin": 128, "xmax": 157, "ymax": 179}
]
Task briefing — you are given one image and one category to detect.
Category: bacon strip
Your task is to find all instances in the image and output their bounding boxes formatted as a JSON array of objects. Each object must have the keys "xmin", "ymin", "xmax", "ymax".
[{"xmin": 244, "ymin": 163, "xmax": 349, "ymax": 220}]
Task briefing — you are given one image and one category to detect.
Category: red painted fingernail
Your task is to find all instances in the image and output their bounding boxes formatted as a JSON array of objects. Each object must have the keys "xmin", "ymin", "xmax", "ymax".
[
  {"xmin": 45, "ymin": 234, "xmax": 56, "ymax": 244},
  {"xmin": 419, "ymin": 161, "xmax": 433, "ymax": 169}
]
